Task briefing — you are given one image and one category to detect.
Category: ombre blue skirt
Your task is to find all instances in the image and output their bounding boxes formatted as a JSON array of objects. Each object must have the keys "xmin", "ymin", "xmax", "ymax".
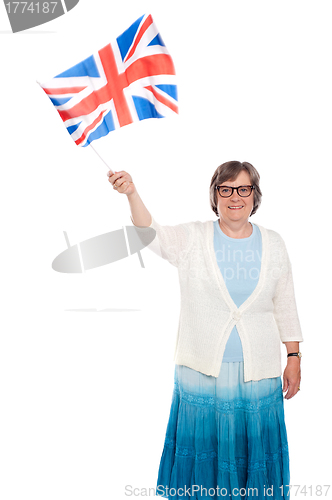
[{"xmin": 156, "ymin": 362, "xmax": 290, "ymax": 499}]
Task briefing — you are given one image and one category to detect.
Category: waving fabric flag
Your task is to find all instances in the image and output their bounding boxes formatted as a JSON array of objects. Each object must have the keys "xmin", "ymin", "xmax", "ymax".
[{"xmin": 39, "ymin": 14, "xmax": 178, "ymax": 147}]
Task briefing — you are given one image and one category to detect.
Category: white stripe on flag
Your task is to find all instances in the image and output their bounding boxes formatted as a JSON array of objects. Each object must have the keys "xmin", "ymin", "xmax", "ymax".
[
  {"xmin": 69, "ymin": 102, "xmax": 112, "ymax": 142},
  {"xmin": 111, "ymin": 39, "xmax": 126, "ymax": 75}
]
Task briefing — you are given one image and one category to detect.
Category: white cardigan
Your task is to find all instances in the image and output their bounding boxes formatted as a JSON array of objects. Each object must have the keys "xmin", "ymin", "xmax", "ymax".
[{"xmin": 140, "ymin": 217, "xmax": 303, "ymax": 382}]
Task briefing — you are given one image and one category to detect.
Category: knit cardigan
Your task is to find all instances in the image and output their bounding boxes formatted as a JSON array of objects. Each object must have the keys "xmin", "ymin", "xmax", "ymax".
[{"xmin": 137, "ymin": 217, "xmax": 303, "ymax": 382}]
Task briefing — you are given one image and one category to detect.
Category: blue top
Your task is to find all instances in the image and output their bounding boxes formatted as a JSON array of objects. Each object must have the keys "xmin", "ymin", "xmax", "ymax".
[{"xmin": 213, "ymin": 221, "xmax": 262, "ymax": 362}]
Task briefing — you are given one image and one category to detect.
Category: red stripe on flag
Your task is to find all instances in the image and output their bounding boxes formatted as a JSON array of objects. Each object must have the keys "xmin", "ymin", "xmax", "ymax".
[
  {"xmin": 145, "ymin": 85, "xmax": 178, "ymax": 114},
  {"xmin": 98, "ymin": 44, "xmax": 133, "ymax": 127},
  {"xmin": 75, "ymin": 111, "xmax": 105, "ymax": 146},
  {"xmin": 43, "ymin": 87, "xmax": 87, "ymax": 95},
  {"xmin": 125, "ymin": 14, "xmax": 153, "ymax": 62},
  {"xmin": 59, "ymin": 44, "xmax": 133, "ymax": 128},
  {"xmin": 126, "ymin": 54, "xmax": 176, "ymax": 84}
]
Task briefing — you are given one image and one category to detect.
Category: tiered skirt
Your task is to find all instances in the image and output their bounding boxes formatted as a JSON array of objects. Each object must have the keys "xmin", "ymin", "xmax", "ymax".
[{"xmin": 156, "ymin": 362, "xmax": 290, "ymax": 499}]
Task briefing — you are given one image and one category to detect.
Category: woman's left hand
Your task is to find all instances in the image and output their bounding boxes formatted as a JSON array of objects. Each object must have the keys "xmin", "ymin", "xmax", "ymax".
[{"xmin": 282, "ymin": 358, "xmax": 301, "ymax": 399}]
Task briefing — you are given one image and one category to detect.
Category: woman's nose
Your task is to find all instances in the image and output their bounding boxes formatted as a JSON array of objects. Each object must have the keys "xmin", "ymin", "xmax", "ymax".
[{"xmin": 230, "ymin": 189, "xmax": 240, "ymax": 200}]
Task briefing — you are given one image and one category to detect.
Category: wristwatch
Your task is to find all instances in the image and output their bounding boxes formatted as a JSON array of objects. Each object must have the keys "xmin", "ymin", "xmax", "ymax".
[{"xmin": 287, "ymin": 352, "xmax": 302, "ymax": 358}]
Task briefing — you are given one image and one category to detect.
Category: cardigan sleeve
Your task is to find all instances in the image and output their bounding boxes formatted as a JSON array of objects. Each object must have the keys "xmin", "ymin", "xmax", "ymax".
[
  {"xmin": 130, "ymin": 215, "xmax": 194, "ymax": 267},
  {"xmin": 272, "ymin": 237, "xmax": 303, "ymax": 342}
]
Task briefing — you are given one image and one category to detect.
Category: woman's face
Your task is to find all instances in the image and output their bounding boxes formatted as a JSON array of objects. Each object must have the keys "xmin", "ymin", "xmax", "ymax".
[{"xmin": 216, "ymin": 170, "xmax": 254, "ymax": 224}]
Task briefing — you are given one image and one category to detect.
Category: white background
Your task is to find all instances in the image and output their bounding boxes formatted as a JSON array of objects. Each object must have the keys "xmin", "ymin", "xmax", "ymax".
[{"xmin": 0, "ymin": 0, "xmax": 331, "ymax": 499}]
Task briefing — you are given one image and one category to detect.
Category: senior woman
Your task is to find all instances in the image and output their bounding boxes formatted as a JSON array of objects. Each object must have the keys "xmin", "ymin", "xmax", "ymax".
[{"xmin": 107, "ymin": 161, "xmax": 303, "ymax": 500}]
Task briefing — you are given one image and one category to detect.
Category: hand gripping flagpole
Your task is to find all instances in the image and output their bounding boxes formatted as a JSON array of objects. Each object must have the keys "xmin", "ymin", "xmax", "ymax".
[{"xmin": 89, "ymin": 143, "xmax": 114, "ymax": 174}]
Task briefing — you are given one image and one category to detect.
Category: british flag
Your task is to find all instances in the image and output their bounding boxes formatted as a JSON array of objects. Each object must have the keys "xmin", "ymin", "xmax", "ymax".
[{"xmin": 39, "ymin": 14, "xmax": 178, "ymax": 147}]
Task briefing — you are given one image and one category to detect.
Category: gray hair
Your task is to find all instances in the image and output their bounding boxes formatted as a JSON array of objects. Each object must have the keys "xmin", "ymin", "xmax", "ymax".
[{"xmin": 209, "ymin": 161, "xmax": 262, "ymax": 217}]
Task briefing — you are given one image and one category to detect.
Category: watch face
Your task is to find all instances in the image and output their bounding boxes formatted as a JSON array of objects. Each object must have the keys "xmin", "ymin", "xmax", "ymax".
[{"xmin": 298, "ymin": 352, "xmax": 302, "ymax": 358}]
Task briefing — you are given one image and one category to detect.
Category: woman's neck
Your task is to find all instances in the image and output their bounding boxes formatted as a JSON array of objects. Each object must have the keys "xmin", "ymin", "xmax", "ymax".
[{"xmin": 218, "ymin": 218, "xmax": 253, "ymax": 239}]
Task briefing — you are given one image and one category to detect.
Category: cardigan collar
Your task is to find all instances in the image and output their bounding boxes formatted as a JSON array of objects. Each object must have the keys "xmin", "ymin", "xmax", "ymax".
[{"xmin": 206, "ymin": 221, "xmax": 270, "ymax": 314}]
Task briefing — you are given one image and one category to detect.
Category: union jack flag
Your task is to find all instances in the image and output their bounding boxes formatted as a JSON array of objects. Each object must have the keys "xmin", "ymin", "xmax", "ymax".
[{"xmin": 39, "ymin": 14, "xmax": 178, "ymax": 147}]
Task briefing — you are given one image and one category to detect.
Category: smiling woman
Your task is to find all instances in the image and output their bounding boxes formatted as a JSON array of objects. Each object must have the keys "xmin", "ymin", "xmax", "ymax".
[
  {"xmin": 210, "ymin": 161, "xmax": 262, "ymax": 239},
  {"xmin": 107, "ymin": 161, "xmax": 303, "ymax": 500}
]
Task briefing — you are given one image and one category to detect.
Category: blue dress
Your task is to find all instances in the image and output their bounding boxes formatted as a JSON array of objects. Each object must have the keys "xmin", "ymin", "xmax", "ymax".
[{"xmin": 156, "ymin": 222, "xmax": 290, "ymax": 499}]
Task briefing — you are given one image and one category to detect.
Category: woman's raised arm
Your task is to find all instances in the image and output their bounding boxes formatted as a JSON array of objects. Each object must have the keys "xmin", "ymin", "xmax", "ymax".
[{"xmin": 107, "ymin": 170, "xmax": 152, "ymax": 227}]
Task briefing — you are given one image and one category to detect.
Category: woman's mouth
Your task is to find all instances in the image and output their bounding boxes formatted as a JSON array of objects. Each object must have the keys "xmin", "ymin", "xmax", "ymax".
[{"xmin": 228, "ymin": 206, "xmax": 244, "ymax": 210}]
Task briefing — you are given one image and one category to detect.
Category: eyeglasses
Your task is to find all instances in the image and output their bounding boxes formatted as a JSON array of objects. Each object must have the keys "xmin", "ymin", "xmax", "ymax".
[{"xmin": 216, "ymin": 185, "xmax": 255, "ymax": 198}]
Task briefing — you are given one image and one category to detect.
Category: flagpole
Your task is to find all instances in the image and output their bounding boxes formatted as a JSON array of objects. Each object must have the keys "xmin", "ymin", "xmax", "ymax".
[{"xmin": 90, "ymin": 143, "xmax": 114, "ymax": 174}]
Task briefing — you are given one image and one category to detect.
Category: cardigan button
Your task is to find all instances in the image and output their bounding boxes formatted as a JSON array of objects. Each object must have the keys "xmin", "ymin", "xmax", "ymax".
[{"xmin": 233, "ymin": 311, "xmax": 241, "ymax": 321}]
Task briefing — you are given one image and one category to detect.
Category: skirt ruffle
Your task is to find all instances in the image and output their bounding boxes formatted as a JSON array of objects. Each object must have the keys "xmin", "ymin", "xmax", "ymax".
[{"xmin": 156, "ymin": 362, "xmax": 290, "ymax": 499}]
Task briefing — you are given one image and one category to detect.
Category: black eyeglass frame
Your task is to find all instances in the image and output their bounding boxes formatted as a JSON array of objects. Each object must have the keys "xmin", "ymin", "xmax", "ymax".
[{"xmin": 216, "ymin": 185, "xmax": 255, "ymax": 198}]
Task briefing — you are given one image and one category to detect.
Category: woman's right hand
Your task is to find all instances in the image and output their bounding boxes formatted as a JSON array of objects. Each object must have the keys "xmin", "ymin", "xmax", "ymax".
[
  {"xmin": 108, "ymin": 169, "xmax": 152, "ymax": 227},
  {"xmin": 107, "ymin": 170, "xmax": 136, "ymax": 196}
]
